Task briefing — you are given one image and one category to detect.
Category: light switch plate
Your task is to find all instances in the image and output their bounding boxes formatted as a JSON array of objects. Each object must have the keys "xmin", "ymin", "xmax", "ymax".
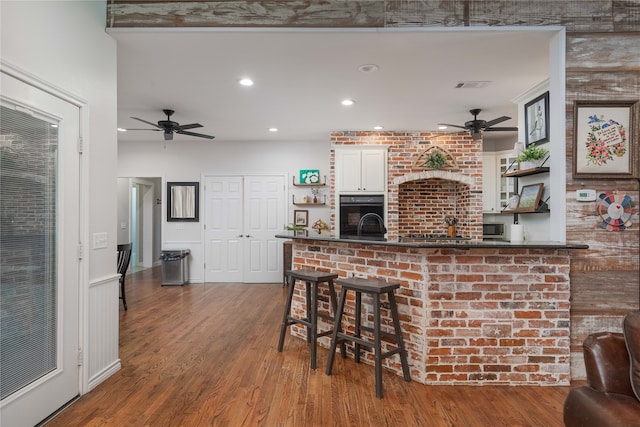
[
  {"xmin": 92, "ymin": 232, "xmax": 108, "ymax": 249},
  {"xmin": 575, "ymin": 189, "xmax": 596, "ymax": 202}
]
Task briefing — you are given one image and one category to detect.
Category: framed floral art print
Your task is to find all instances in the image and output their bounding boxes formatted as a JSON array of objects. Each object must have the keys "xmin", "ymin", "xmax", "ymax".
[{"xmin": 573, "ymin": 100, "xmax": 638, "ymax": 179}]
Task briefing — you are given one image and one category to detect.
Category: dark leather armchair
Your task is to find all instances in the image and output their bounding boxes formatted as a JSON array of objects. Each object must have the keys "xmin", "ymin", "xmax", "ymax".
[
  {"xmin": 117, "ymin": 243, "xmax": 132, "ymax": 310},
  {"xmin": 563, "ymin": 310, "xmax": 640, "ymax": 426}
]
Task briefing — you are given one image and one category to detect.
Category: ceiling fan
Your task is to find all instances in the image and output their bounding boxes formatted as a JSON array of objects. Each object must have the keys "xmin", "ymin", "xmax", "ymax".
[
  {"xmin": 438, "ymin": 109, "xmax": 518, "ymax": 140},
  {"xmin": 128, "ymin": 109, "xmax": 215, "ymax": 141}
]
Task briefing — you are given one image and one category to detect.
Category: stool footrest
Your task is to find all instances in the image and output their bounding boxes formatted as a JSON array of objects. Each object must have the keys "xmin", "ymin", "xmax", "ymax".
[
  {"xmin": 286, "ymin": 316, "xmax": 311, "ymax": 329},
  {"xmin": 356, "ymin": 324, "xmax": 400, "ymax": 340},
  {"xmin": 336, "ymin": 333, "xmax": 402, "ymax": 360},
  {"xmin": 380, "ymin": 348, "xmax": 402, "ymax": 359}
]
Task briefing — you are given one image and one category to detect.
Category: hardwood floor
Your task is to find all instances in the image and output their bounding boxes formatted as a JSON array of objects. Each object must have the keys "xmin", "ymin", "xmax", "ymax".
[{"xmin": 45, "ymin": 267, "xmax": 573, "ymax": 426}]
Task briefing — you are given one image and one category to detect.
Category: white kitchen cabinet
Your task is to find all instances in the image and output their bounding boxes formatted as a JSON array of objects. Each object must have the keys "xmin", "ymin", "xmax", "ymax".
[
  {"xmin": 335, "ymin": 147, "xmax": 387, "ymax": 193},
  {"xmin": 497, "ymin": 153, "xmax": 518, "ymax": 210},
  {"xmin": 482, "ymin": 150, "xmax": 517, "ymax": 212},
  {"xmin": 482, "ymin": 153, "xmax": 497, "ymax": 213}
]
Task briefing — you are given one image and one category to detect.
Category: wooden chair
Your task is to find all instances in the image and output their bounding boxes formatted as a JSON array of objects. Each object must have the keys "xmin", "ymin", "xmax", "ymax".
[{"xmin": 117, "ymin": 243, "xmax": 132, "ymax": 310}]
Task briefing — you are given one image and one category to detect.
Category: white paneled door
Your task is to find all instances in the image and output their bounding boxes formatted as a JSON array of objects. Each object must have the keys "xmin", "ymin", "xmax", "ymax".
[
  {"xmin": 0, "ymin": 72, "xmax": 80, "ymax": 426},
  {"xmin": 204, "ymin": 175, "xmax": 285, "ymax": 283}
]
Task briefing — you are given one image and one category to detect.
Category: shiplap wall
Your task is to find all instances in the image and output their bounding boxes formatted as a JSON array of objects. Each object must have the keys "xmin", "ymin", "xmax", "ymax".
[{"xmin": 106, "ymin": 0, "xmax": 640, "ymax": 379}]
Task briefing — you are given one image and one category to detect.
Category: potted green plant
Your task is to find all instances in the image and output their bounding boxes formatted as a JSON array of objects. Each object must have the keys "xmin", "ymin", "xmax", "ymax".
[
  {"xmin": 425, "ymin": 150, "xmax": 447, "ymax": 169},
  {"xmin": 517, "ymin": 145, "xmax": 548, "ymax": 169}
]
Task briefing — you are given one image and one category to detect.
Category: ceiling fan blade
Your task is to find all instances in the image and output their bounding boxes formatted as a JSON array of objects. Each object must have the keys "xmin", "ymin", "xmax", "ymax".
[
  {"xmin": 437, "ymin": 123, "xmax": 467, "ymax": 130},
  {"xmin": 485, "ymin": 126, "xmax": 519, "ymax": 132},
  {"xmin": 177, "ymin": 130, "xmax": 215, "ymax": 139},
  {"xmin": 484, "ymin": 116, "xmax": 511, "ymax": 128},
  {"xmin": 131, "ymin": 117, "xmax": 162, "ymax": 128},
  {"xmin": 174, "ymin": 123, "xmax": 203, "ymax": 131},
  {"xmin": 124, "ymin": 128, "xmax": 162, "ymax": 131},
  {"xmin": 164, "ymin": 132, "xmax": 173, "ymax": 141}
]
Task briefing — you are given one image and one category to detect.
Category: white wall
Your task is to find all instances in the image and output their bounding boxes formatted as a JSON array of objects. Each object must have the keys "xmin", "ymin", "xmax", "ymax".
[
  {"xmin": 1, "ymin": 1, "xmax": 119, "ymax": 392},
  {"xmin": 118, "ymin": 138, "xmax": 331, "ymax": 281}
]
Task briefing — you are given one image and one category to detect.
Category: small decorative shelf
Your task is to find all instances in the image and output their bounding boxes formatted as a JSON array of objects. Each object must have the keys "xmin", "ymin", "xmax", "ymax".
[
  {"xmin": 502, "ymin": 201, "xmax": 550, "ymax": 214},
  {"xmin": 501, "ymin": 157, "xmax": 550, "ymax": 220},
  {"xmin": 502, "ymin": 196, "xmax": 550, "ymax": 214},
  {"xmin": 292, "ymin": 194, "xmax": 327, "ymax": 206},
  {"xmin": 293, "ymin": 175, "xmax": 327, "ymax": 186},
  {"xmin": 503, "ymin": 166, "xmax": 549, "ymax": 178}
]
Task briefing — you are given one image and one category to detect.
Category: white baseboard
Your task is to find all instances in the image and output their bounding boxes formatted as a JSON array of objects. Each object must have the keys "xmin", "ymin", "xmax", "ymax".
[{"xmin": 87, "ymin": 359, "xmax": 121, "ymax": 392}]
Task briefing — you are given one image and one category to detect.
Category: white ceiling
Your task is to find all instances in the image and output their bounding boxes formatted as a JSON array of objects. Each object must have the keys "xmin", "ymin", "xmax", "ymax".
[{"xmin": 111, "ymin": 28, "xmax": 553, "ymax": 146}]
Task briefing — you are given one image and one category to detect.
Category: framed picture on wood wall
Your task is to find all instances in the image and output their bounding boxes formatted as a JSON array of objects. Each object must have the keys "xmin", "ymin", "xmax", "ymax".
[
  {"xmin": 525, "ymin": 91, "xmax": 550, "ymax": 147},
  {"xmin": 573, "ymin": 100, "xmax": 638, "ymax": 179}
]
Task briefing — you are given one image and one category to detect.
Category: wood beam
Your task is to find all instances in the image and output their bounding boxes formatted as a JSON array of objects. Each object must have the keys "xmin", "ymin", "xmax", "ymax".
[{"xmin": 106, "ymin": 1, "xmax": 640, "ymax": 32}]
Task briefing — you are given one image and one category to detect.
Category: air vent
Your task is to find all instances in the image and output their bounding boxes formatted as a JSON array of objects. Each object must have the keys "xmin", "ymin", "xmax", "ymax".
[{"xmin": 455, "ymin": 81, "xmax": 491, "ymax": 89}]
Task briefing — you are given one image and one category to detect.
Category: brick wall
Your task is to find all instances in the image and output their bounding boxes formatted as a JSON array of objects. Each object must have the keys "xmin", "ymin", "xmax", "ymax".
[
  {"xmin": 330, "ymin": 131, "xmax": 483, "ymax": 240},
  {"xmin": 291, "ymin": 240, "xmax": 571, "ymax": 386}
]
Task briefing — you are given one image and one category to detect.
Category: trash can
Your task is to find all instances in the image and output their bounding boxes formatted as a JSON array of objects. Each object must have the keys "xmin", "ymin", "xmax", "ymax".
[{"xmin": 160, "ymin": 249, "xmax": 190, "ymax": 286}]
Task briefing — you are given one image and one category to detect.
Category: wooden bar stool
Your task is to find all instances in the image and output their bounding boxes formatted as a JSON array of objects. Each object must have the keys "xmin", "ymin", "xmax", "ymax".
[
  {"xmin": 325, "ymin": 277, "xmax": 411, "ymax": 398},
  {"xmin": 277, "ymin": 269, "xmax": 344, "ymax": 370}
]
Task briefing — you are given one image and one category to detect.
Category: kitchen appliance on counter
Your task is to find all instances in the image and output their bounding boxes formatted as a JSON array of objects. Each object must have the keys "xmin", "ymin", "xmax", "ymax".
[
  {"xmin": 482, "ymin": 223, "xmax": 505, "ymax": 240},
  {"xmin": 339, "ymin": 194, "xmax": 385, "ymax": 239}
]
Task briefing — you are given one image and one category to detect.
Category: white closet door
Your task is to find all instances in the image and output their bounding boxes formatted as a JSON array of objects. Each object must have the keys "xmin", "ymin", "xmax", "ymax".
[
  {"xmin": 204, "ymin": 175, "xmax": 285, "ymax": 283},
  {"xmin": 204, "ymin": 176, "xmax": 244, "ymax": 282},
  {"xmin": 243, "ymin": 175, "xmax": 285, "ymax": 283}
]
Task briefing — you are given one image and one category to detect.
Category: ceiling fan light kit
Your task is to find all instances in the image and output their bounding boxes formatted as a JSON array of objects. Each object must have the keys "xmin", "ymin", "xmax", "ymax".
[{"xmin": 128, "ymin": 109, "xmax": 215, "ymax": 140}]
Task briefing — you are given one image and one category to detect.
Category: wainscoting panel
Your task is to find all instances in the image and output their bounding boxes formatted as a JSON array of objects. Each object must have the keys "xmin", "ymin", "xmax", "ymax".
[{"xmin": 88, "ymin": 274, "xmax": 121, "ymax": 390}]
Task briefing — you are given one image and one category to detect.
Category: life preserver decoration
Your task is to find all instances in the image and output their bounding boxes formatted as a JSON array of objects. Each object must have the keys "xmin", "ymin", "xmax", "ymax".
[{"xmin": 596, "ymin": 191, "xmax": 634, "ymax": 231}]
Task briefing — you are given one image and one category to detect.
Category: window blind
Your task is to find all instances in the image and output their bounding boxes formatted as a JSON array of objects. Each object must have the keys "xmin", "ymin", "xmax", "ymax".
[{"xmin": 0, "ymin": 104, "xmax": 58, "ymax": 400}]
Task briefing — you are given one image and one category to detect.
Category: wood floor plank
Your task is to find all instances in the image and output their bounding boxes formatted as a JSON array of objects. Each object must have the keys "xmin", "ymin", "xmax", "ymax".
[{"xmin": 44, "ymin": 267, "xmax": 573, "ymax": 426}]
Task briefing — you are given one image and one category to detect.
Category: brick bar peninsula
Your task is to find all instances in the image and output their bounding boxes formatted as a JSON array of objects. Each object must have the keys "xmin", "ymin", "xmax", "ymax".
[{"xmin": 276, "ymin": 232, "xmax": 588, "ymax": 387}]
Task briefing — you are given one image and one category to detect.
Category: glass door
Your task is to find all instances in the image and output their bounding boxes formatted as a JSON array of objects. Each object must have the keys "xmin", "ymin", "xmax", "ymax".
[{"xmin": 1, "ymin": 71, "xmax": 80, "ymax": 426}]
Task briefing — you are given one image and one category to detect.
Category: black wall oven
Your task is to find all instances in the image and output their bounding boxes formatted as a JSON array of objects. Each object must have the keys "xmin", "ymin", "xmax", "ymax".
[{"xmin": 339, "ymin": 194, "xmax": 385, "ymax": 239}]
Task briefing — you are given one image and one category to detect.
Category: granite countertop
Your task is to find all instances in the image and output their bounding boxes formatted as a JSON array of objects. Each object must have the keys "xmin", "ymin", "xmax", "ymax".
[{"xmin": 275, "ymin": 231, "xmax": 589, "ymax": 250}]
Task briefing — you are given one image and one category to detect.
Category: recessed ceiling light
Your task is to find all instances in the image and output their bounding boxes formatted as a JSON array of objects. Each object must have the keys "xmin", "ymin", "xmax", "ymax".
[
  {"xmin": 268, "ymin": 127, "xmax": 278, "ymax": 132},
  {"xmin": 239, "ymin": 78, "xmax": 254, "ymax": 86},
  {"xmin": 117, "ymin": 127, "xmax": 127, "ymax": 132},
  {"xmin": 438, "ymin": 125, "xmax": 448, "ymax": 130},
  {"xmin": 341, "ymin": 99, "xmax": 355, "ymax": 106},
  {"xmin": 373, "ymin": 126, "xmax": 384, "ymax": 130},
  {"xmin": 358, "ymin": 64, "xmax": 379, "ymax": 73}
]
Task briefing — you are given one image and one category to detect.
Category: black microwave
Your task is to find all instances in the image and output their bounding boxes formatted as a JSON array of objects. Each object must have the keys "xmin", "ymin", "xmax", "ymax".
[{"xmin": 482, "ymin": 223, "xmax": 505, "ymax": 239}]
